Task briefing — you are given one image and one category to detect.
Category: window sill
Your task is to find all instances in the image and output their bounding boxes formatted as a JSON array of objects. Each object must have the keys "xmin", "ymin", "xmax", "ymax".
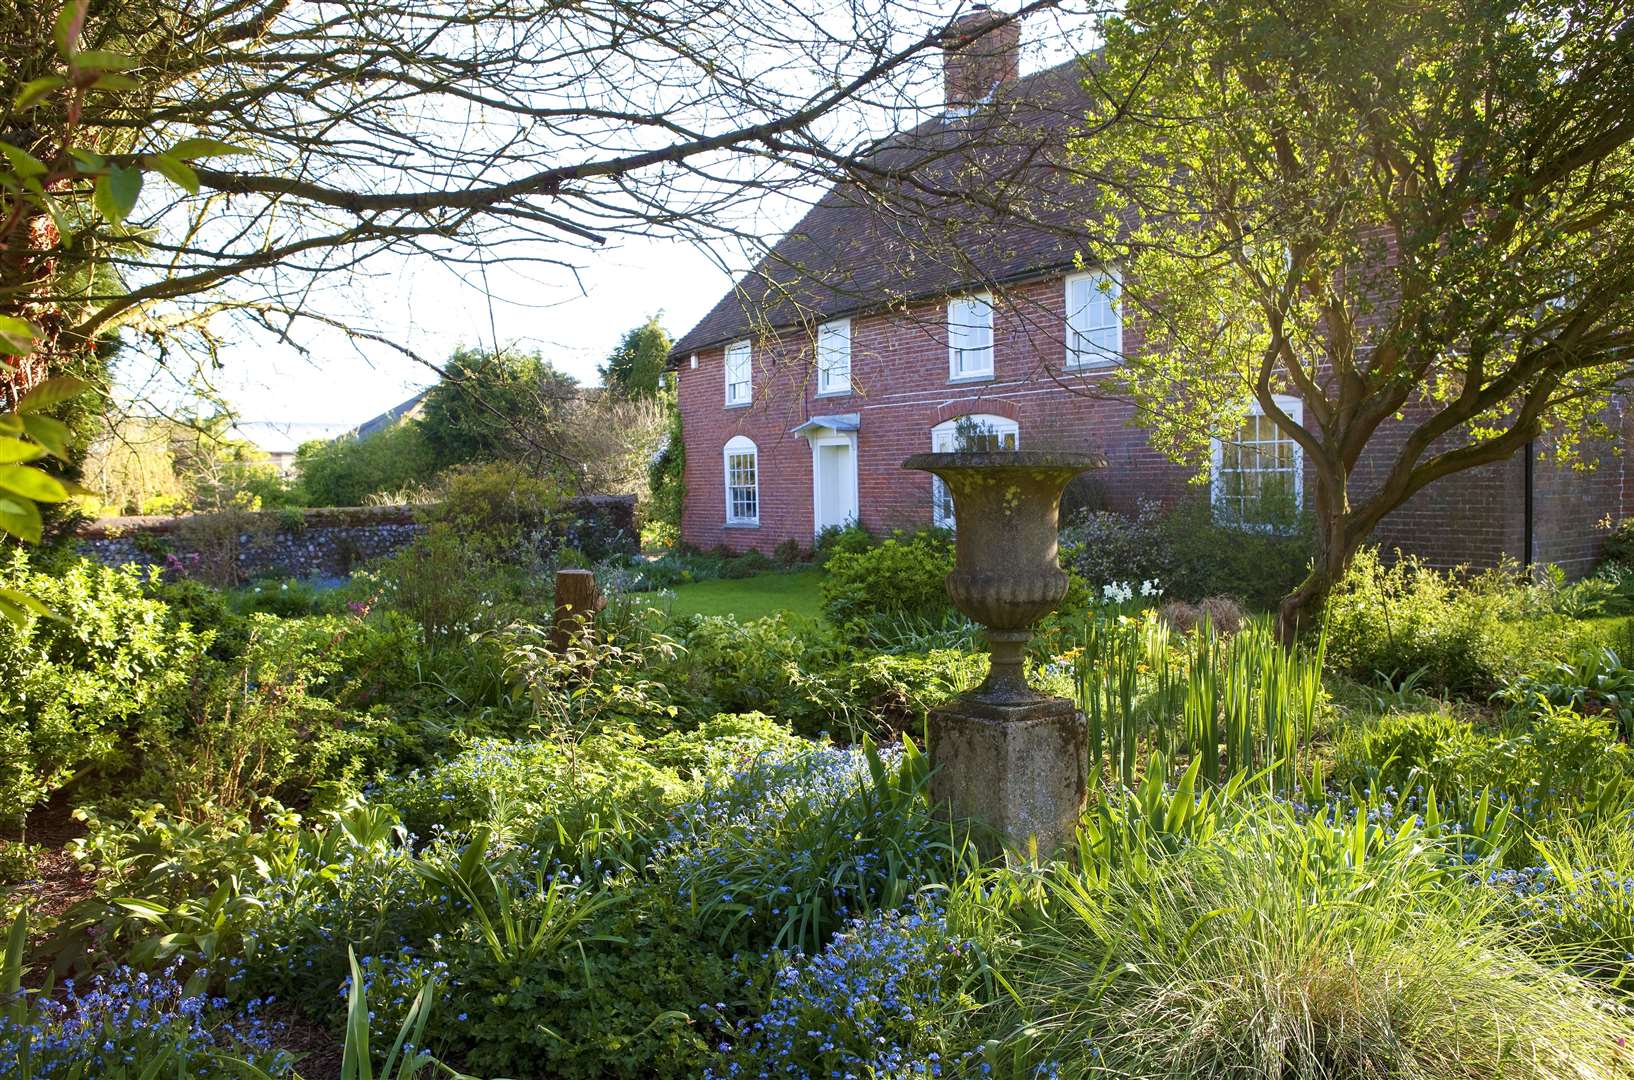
[
  {"xmin": 815, "ymin": 388, "xmax": 852, "ymax": 399},
  {"xmin": 723, "ymin": 521, "xmax": 761, "ymax": 529},
  {"xmin": 1065, "ymin": 359, "xmax": 1117, "ymax": 373},
  {"xmin": 724, "ymin": 401, "xmax": 752, "ymax": 410},
  {"xmin": 947, "ymin": 372, "xmax": 994, "ymax": 385}
]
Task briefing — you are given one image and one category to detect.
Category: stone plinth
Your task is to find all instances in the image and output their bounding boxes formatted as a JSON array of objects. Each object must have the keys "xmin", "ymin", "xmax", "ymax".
[{"xmin": 928, "ymin": 694, "xmax": 1087, "ymax": 859}]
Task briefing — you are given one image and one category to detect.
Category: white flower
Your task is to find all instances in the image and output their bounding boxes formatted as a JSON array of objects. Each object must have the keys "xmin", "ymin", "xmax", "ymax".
[{"xmin": 1140, "ymin": 579, "xmax": 1162, "ymax": 597}]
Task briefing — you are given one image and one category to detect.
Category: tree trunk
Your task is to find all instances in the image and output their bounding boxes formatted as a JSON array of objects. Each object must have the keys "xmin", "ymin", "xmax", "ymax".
[{"xmin": 1277, "ymin": 507, "xmax": 1353, "ymax": 644}]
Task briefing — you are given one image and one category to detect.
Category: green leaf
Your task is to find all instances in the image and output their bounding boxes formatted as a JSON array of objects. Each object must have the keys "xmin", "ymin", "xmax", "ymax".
[
  {"xmin": 89, "ymin": 73, "xmax": 140, "ymax": 93},
  {"xmin": 15, "ymin": 76, "xmax": 66, "ymax": 110},
  {"xmin": 18, "ymin": 376, "xmax": 91, "ymax": 412},
  {"xmin": 0, "ymin": 495, "xmax": 42, "ymax": 543},
  {"xmin": 0, "ymin": 465, "xmax": 68, "ymax": 503},
  {"xmin": 0, "ymin": 314, "xmax": 35, "ymax": 356},
  {"xmin": 0, "ymin": 587, "xmax": 55, "ymax": 627},
  {"xmin": 167, "ymin": 137, "xmax": 247, "ymax": 160},
  {"xmin": 93, "ymin": 165, "xmax": 142, "ymax": 225},
  {"xmin": 69, "ymin": 50, "xmax": 137, "ymax": 72},
  {"xmin": 68, "ymin": 148, "xmax": 105, "ymax": 172},
  {"xmin": 20, "ymin": 415, "xmax": 70, "ymax": 459},
  {"xmin": 53, "ymin": 1, "xmax": 84, "ymax": 58},
  {"xmin": 0, "ymin": 437, "xmax": 45, "ymax": 464},
  {"xmin": 0, "ymin": 142, "xmax": 47, "ymax": 181},
  {"xmin": 147, "ymin": 152, "xmax": 199, "ymax": 195}
]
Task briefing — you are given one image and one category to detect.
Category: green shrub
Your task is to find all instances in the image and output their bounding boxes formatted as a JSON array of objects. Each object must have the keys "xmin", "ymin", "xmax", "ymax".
[
  {"xmin": 380, "ymin": 734, "xmax": 690, "ymax": 852},
  {"xmin": 1158, "ymin": 497, "xmax": 1311, "ymax": 610},
  {"xmin": 812, "ymin": 522, "xmax": 877, "ymax": 566},
  {"xmin": 1059, "ymin": 497, "xmax": 1310, "ymax": 610},
  {"xmin": 1602, "ymin": 516, "xmax": 1634, "ymax": 568},
  {"xmin": 1325, "ymin": 548, "xmax": 1588, "ymax": 694},
  {"xmin": 294, "ymin": 420, "xmax": 436, "ymax": 507},
  {"xmin": 445, "ymin": 889, "xmax": 748, "ymax": 1080},
  {"xmin": 1335, "ymin": 703, "xmax": 1632, "ymax": 821},
  {"xmin": 0, "ymin": 554, "xmax": 207, "ymax": 827},
  {"xmin": 819, "ymin": 529, "xmax": 953, "ymax": 632},
  {"xmin": 661, "ymin": 614, "xmax": 847, "ymax": 735},
  {"xmin": 719, "ymin": 547, "xmax": 776, "ymax": 579}
]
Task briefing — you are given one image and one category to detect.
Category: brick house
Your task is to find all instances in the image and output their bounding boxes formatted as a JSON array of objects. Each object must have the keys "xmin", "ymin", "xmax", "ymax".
[{"xmin": 669, "ymin": 7, "xmax": 1630, "ymax": 575}]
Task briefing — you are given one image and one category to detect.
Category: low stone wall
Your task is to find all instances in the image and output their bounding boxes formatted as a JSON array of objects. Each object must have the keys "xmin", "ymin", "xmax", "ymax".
[{"xmin": 77, "ymin": 496, "xmax": 638, "ymax": 582}]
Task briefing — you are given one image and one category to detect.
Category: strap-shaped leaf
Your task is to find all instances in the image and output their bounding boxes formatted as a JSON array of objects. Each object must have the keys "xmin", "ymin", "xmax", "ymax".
[
  {"xmin": 69, "ymin": 49, "xmax": 137, "ymax": 72},
  {"xmin": 0, "ymin": 587, "xmax": 55, "ymax": 627},
  {"xmin": 15, "ymin": 76, "xmax": 67, "ymax": 110},
  {"xmin": 0, "ymin": 141, "xmax": 47, "ymax": 180},
  {"xmin": 0, "ymin": 465, "xmax": 68, "ymax": 502},
  {"xmin": 18, "ymin": 376, "xmax": 91, "ymax": 412},
  {"xmin": 53, "ymin": 1, "xmax": 86, "ymax": 57}
]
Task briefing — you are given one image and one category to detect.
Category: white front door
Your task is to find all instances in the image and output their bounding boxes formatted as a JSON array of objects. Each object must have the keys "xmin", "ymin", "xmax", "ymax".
[{"xmin": 812, "ymin": 436, "xmax": 857, "ymax": 533}]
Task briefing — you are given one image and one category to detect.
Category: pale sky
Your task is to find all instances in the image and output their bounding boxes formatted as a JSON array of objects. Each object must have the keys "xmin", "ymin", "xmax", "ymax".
[{"xmin": 119, "ymin": 5, "xmax": 1099, "ymax": 436}]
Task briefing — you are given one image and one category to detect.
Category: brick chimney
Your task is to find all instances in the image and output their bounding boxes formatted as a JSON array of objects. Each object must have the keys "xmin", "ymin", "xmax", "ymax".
[{"xmin": 941, "ymin": 4, "xmax": 1021, "ymax": 111}]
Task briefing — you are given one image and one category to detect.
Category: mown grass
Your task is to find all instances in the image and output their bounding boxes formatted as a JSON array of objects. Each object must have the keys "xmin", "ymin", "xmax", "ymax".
[{"xmin": 648, "ymin": 568, "xmax": 825, "ymax": 621}]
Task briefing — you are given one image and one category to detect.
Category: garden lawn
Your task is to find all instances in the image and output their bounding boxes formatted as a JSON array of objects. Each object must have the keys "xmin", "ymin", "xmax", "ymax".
[{"xmin": 655, "ymin": 568, "xmax": 825, "ymax": 621}]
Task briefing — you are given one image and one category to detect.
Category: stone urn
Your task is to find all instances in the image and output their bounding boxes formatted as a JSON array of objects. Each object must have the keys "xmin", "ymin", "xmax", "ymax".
[{"xmin": 903, "ymin": 450, "xmax": 1105, "ymax": 856}]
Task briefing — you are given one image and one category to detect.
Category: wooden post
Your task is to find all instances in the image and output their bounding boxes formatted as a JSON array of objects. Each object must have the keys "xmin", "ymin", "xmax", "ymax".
[{"xmin": 551, "ymin": 568, "xmax": 604, "ymax": 652}]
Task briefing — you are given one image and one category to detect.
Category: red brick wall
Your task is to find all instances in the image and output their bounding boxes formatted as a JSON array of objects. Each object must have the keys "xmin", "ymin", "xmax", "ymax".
[{"xmin": 677, "ymin": 273, "xmax": 1623, "ymax": 576}]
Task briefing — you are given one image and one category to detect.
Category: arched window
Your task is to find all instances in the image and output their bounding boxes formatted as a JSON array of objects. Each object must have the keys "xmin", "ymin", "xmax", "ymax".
[
  {"xmin": 929, "ymin": 413, "xmax": 1018, "ymax": 528},
  {"xmin": 723, "ymin": 435, "xmax": 759, "ymax": 525}
]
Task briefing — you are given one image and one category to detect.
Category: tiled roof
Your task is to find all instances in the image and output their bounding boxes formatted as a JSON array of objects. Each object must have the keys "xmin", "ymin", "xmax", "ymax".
[{"xmin": 670, "ymin": 57, "xmax": 1100, "ymax": 359}]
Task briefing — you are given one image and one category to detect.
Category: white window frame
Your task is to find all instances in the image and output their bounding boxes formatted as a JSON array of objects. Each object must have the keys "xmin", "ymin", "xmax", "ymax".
[
  {"xmin": 1210, "ymin": 395, "xmax": 1304, "ymax": 530},
  {"xmin": 947, "ymin": 293, "xmax": 995, "ymax": 381},
  {"xmin": 1065, "ymin": 269, "xmax": 1122, "ymax": 369},
  {"xmin": 816, "ymin": 319, "xmax": 852, "ymax": 396},
  {"xmin": 723, "ymin": 435, "xmax": 760, "ymax": 526},
  {"xmin": 930, "ymin": 413, "xmax": 1019, "ymax": 529},
  {"xmin": 724, "ymin": 340, "xmax": 752, "ymax": 407}
]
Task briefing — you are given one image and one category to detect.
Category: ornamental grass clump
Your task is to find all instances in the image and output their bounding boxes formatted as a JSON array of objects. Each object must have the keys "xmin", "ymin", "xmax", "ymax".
[{"xmin": 1008, "ymin": 802, "xmax": 1634, "ymax": 1079}]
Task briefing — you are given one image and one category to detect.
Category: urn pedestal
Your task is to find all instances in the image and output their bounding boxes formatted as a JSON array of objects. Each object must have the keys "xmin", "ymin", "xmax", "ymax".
[{"xmin": 902, "ymin": 450, "xmax": 1104, "ymax": 858}]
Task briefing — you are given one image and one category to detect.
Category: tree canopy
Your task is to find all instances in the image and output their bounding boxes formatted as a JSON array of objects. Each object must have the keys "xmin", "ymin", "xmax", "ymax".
[
  {"xmin": 600, "ymin": 316, "xmax": 672, "ymax": 400},
  {"xmin": 1073, "ymin": 0, "xmax": 1634, "ymax": 632}
]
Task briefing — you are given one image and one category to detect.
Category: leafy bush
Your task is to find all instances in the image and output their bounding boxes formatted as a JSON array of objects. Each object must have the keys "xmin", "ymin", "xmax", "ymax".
[
  {"xmin": 1059, "ymin": 498, "xmax": 1171, "ymax": 594},
  {"xmin": 1602, "ymin": 516, "xmax": 1634, "ymax": 568},
  {"xmin": 1059, "ymin": 496, "xmax": 1311, "ymax": 610},
  {"xmin": 294, "ymin": 420, "xmax": 436, "ymax": 507},
  {"xmin": 380, "ymin": 735, "xmax": 690, "ymax": 852},
  {"xmin": 661, "ymin": 614, "xmax": 847, "ymax": 735},
  {"xmin": 819, "ymin": 529, "xmax": 953, "ymax": 634},
  {"xmin": 0, "ymin": 554, "xmax": 207, "ymax": 826},
  {"xmin": 1334, "ymin": 704, "xmax": 1632, "ymax": 821},
  {"xmin": 812, "ymin": 522, "xmax": 877, "ymax": 566},
  {"xmin": 443, "ymin": 887, "xmax": 747, "ymax": 1080},
  {"xmin": 1324, "ymin": 549, "xmax": 1588, "ymax": 694}
]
